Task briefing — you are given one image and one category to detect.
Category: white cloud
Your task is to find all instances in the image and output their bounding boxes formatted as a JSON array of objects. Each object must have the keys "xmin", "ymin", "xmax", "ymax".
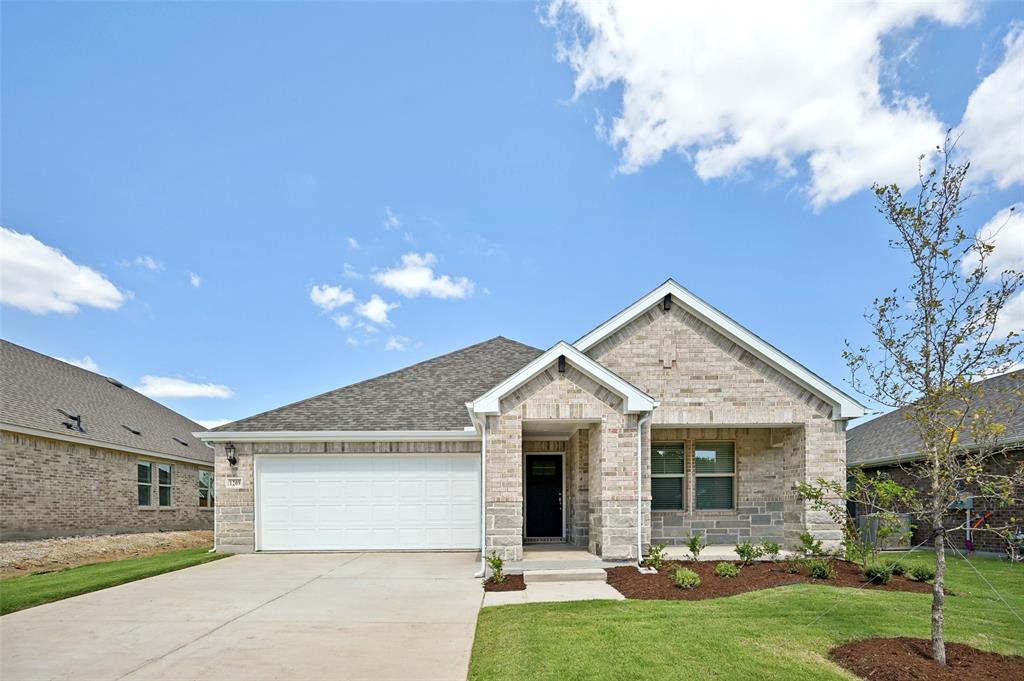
[
  {"xmin": 346, "ymin": 236, "xmax": 360, "ymax": 249},
  {"xmin": 309, "ymin": 284, "xmax": 355, "ymax": 311},
  {"xmin": 994, "ymin": 292, "xmax": 1024, "ymax": 339},
  {"xmin": 137, "ymin": 376, "xmax": 235, "ymax": 399},
  {"xmin": 355, "ymin": 294, "xmax": 398, "ymax": 325},
  {"xmin": 133, "ymin": 255, "xmax": 162, "ymax": 271},
  {"xmin": 346, "ymin": 336, "xmax": 360, "ymax": 346},
  {"xmin": 56, "ymin": 355, "xmax": 100, "ymax": 372},
  {"xmin": 371, "ymin": 252, "xmax": 475, "ymax": 299},
  {"xmin": 403, "ymin": 231, "xmax": 415, "ymax": 243},
  {"xmin": 356, "ymin": 320, "xmax": 379, "ymax": 333},
  {"xmin": 964, "ymin": 204, "xmax": 1024, "ymax": 281},
  {"xmin": 188, "ymin": 272, "xmax": 202, "ymax": 288},
  {"xmin": 383, "ymin": 207, "xmax": 401, "ymax": 230},
  {"xmin": 343, "ymin": 263, "xmax": 363, "ymax": 280},
  {"xmin": 195, "ymin": 418, "xmax": 231, "ymax": 429},
  {"xmin": 0, "ymin": 227, "xmax": 126, "ymax": 314},
  {"xmin": 546, "ymin": 1, "xmax": 971, "ymax": 208},
  {"xmin": 333, "ymin": 314, "xmax": 352, "ymax": 329},
  {"xmin": 959, "ymin": 26, "xmax": 1024, "ymax": 190},
  {"xmin": 385, "ymin": 335, "xmax": 410, "ymax": 351}
]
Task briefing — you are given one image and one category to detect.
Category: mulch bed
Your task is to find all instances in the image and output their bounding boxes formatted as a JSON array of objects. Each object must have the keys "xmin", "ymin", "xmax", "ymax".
[
  {"xmin": 606, "ymin": 560, "xmax": 933, "ymax": 601},
  {"xmin": 483, "ymin": 574, "xmax": 526, "ymax": 592},
  {"xmin": 830, "ymin": 637, "xmax": 1024, "ymax": 681}
]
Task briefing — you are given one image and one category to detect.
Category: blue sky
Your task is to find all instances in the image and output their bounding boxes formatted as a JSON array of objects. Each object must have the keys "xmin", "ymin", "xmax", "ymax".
[{"xmin": 2, "ymin": 2, "xmax": 1022, "ymax": 428}]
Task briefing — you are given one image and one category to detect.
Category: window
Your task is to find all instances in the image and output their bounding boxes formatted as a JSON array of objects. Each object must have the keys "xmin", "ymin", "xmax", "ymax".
[
  {"xmin": 137, "ymin": 462, "xmax": 152, "ymax": 506},
  {"xmin": 199, "ymin": 470, "xmax": 214, "ymax": 508},
  {"xmin": 158, "ymin": 464, "xmax": 173, "ymax": 507},
  {"xmin": 651, "ymin": 444, "xmax": 685, "ymax": 510},
  {"xmin": 695, "ymin": 441, "xmax": 735, "ymax": 510}
]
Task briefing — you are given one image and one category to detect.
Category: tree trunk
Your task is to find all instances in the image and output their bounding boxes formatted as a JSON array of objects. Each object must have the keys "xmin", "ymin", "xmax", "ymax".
[{"xmin": 931, "ymin": 512, "xmax": 947, "ymax": 664}]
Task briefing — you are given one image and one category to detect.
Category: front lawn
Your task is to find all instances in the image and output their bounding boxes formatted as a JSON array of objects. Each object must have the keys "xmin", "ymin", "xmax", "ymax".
[
  {"xmin": 470, "ymin": 555, "xmax": 1023, "ymax": 680},
  {"xmin": 0, "ymin": 547, "xmax": 229, "ymax": 615}
]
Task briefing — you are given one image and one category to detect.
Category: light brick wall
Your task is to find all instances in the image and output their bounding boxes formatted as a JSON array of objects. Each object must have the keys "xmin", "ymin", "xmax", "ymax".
[
  {"xmin": 1, "ymin": 430, "xmax": 213, "ymax": 540},
  {"xmin": 588, "ymin": 303, "xmax": 847, "ymax": 550}
]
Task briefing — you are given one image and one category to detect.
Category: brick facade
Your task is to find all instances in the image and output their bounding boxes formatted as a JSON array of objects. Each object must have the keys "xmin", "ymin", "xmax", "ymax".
[{"xmin": 0, "ymin": 430, "xmax": 213, "ymax": 540}]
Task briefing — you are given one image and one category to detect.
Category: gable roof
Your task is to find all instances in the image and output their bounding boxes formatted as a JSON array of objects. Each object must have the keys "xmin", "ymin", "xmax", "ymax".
[
  {"xmin": 208, "ymin": 337, "xmax": 542, "ymax": 435},
  {"xmin": 847, "ymin": 369, "xmax": 1024, "ymax": 467},
  {"xmin": 0, "ymin": 340, "xmax": 212, "ymax": 464},
  {"xmin": 574, "ymin": 279, "xmax": 869, "ymax": 420},
  {"xmin": 469, "ymin": 341, "xmax": 659, "ymax": 415}
]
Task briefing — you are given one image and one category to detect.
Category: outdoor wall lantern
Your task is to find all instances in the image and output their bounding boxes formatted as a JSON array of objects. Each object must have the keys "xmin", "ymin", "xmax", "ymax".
[{"xmin": 225, "ymin": 442, "xmax": 238, "ymax": 466}]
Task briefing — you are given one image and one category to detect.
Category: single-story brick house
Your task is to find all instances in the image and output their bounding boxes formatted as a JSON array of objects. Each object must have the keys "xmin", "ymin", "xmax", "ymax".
[
  {"xmin": 0, "ymin": 340, "xmax": 214, "ymax": 540},
  {"xmin": 847, "ymin": 369, "xmax": 1023, "ymax": 555},
  {"xmin": 198, "ymin": 280, "xmax": 868, "ymax": 566}
]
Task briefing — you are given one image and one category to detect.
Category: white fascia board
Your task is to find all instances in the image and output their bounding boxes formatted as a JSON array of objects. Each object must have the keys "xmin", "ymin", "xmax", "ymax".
[
  {"xmin": 2, "ymin": 422, "xmax": 214, "ymax": 467},
  {"xmin": 470, "ymin": 341, "xmax": 659, "ymax": 415},
  {"xmin": 574, "ymin": 279, "xmax": 869, "ymax": 420},
  {"xmin": 194, "ymin": 429, "xmax": 482, "ymax": 443}
]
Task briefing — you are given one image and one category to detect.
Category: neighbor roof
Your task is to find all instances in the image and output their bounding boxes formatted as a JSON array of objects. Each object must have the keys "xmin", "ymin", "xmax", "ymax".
[
  {"xmin": 213, "ymin": 337, "xmax": 543, "ymax": 433},
  {"xmin": 0, "ymin": 340, "xmax": 212, "ymax": 464},
  {"xmin": 847, "ymin": 369, "xmax": 1024, "ymax": 467},
  {"xmin": 574, "ymin": 279, "xmax": 869, "ymax": 419}
]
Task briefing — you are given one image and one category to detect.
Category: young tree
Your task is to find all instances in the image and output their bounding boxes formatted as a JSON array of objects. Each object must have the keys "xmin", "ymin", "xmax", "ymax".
[{"xmin": 827, "ymin": 135, "xmax": 1022, "ymax": 664}]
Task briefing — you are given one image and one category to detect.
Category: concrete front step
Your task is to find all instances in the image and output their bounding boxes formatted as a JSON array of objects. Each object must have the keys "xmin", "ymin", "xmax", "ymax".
[{"xmin": 523, "ymin": 568, "xmax": 608, "ymax": 583}]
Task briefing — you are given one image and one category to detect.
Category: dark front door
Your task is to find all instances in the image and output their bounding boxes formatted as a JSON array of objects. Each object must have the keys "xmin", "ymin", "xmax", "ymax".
[{"xmin": 525, "ymin": 454, "xmax": 563, "ymax": 538}]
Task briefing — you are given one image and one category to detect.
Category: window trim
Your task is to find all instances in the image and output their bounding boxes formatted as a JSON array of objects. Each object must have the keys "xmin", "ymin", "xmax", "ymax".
[
  {"xmin": 137, "ymin": 461, "xmax": 153, "ymax": 508},
  {"xmin": 650, "ymin": 442, "xmax": 686, "ymax": 511},
  {"xmin": 694, "ymin": 440, "xmax": 736, "ymax": 511},
  {"xmin": 158, "ymin": 463, "xmax": 173, "ymax": 507},
  {"xmin": 199, "ymin": 469, "xmax": 214, "ymax": 509}
]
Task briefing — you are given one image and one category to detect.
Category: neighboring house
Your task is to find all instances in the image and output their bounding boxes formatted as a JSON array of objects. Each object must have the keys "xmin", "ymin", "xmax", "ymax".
[
  {"xmin": 847, "ymin": 369, "xmax": 1024, "ymax": 555},
  {"xmin": 199, "ymin": 280, "xmax": 868, "ymax": 561},
  {"xmin": 0, "ymin": 340, "xmax": 214, "ymax": 540}
]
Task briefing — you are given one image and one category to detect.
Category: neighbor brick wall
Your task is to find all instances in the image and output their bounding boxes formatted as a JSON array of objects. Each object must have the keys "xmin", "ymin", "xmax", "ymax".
[{"xmin": 0, "ymin": 430, "xmax": 213, "ymax": 540}]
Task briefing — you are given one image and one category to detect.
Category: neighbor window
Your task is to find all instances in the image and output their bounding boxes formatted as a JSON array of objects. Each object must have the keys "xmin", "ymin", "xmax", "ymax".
[
  {"xmin": 137, "ymin": 461, "xmax": 152, "ymax": 506},
  {"xmin": 158, "ymin": 464, "xmax": 173, "ymax": 507},
  {"xmin": 695, "ymin": 441, "xmax": 735, "ymax": 510},
  {"xmin": 199, "ymin": 470, "xmax": 214, "ymax": 508},
  {"xmin": 651, "ymin": 444, "xmax": 685, "ymax": 510}
]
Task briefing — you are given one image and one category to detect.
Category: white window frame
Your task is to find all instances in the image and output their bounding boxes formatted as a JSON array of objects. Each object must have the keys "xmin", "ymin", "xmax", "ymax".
[
  {"xmin": 137, "ymin": 461, "xmax": 153, "ymax": 507},
  {"xmin": 694, "ymin": 440, "xmax": 736, "ymax": 511},
  {"xmin": 199, "ymin": 470, "xmax": 214, "ymax": 509},
  {"xmin": 158, "ymin": 463, "xmax": 173, "ymax": 507},
  {"xmin": 651, "ymin": 443, "xmax": 686, "ymax": 512}
]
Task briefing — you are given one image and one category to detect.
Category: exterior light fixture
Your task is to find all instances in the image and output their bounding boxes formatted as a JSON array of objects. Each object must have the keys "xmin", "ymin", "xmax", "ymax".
[{"xmin": 225, "ymin": 442, "xmax": 238, "ymax": 466}]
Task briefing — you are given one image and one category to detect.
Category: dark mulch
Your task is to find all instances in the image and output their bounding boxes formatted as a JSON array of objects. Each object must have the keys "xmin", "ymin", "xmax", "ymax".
[
  {"xmin": 606, "ymin": 560, "xmax": 933, "ymax": 601},
  {"xmin": 830, "ymin": 637, "xmax": 1024, "ymax": 681},
  {"xmin": 483, "ymin": 574, "xmax": 525, "ymax": 592}
]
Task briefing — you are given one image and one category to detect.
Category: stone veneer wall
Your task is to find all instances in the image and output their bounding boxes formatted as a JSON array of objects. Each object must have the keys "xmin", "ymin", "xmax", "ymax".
[
  {"xmin": 1, "ymin": 430, "xmax": 213, "ymax": 540},
  {"xmin": 565, "ymin": 428, "xmax": 590, "ymax": 547},
  {"xmin": 213, "ymin": 439, "xmax": 480, "ymax": 553},
  {"xmin": 587, "ymin": 302, "xmax": 848, "ymax": 550}
]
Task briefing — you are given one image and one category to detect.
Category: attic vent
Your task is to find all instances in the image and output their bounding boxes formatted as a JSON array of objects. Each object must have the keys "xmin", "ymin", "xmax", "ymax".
[
  {"xmin": 172, "ymin": 437, "xmax": 189, "ymax": 447},
  {"xmin": 57, "ymin": 408, "xmax": 83, "ymax": 432},
  {"xmin": 121, "ymin": 424, "xmax": 141, "ymax": 436},
  {"xmin": 106, "ymin": 377, "xmax": 126, "ymax": 389}
]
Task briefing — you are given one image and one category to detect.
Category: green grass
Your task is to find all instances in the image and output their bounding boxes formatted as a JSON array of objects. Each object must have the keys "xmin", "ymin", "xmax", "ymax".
[
  {"xmin": 470, "ymin": 554, "xmax": 1024, "ymax": 681},
  {"xmin": 0, "ymin": 547, "xmax": 230, "ymax": 615}
]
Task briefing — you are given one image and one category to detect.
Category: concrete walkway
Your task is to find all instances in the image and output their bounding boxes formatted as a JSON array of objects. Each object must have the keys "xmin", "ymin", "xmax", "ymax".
[
  {"xmin": 482, "ymin": 580, "xmax": 624, "ymax": 607},
  {"xmin": 0, "ymin": 552, "xmax": 483, "ymax": 681}
]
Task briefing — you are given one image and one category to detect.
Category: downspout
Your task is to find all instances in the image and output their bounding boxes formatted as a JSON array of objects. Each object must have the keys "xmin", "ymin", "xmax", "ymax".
[
  {"xmin": 473, "ymin": 413, "xmax": 488, "ymax": 578},
  {"xmin": 637, "ymin": 412, "xmax": 653, "ymax": 566}
]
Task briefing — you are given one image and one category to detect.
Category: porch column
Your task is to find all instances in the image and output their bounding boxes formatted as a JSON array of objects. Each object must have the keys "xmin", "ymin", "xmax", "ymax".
[
  {"xmin": 588, "ymin": 414, "xmax": 643, "ymax": 560},
  {"xmin": 484, "ymin": 414, "xmax": 524, "ymax": 560},
  {"xmin": 780, "ymin": 420, "xmax": 845, "ymax": 551}
]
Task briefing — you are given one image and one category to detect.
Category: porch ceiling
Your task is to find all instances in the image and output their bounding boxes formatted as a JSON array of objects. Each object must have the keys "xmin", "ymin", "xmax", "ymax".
[{"xmin": 522, "ymin": 418, "xmax": 597, "ymax": 439}]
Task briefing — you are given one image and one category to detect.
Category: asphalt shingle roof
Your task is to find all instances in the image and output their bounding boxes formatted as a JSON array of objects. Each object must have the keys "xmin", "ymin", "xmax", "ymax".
[
  {"xmin": 847, "ymin": 369, "xmax": 1024, "ymax": 467},
  {"xmin": 217, "ymin": 336, "xmax": 544, "ymax": 432},
  {"xmin": 0, "ymin": 340, "xmax": 212, "ymax": 464}
]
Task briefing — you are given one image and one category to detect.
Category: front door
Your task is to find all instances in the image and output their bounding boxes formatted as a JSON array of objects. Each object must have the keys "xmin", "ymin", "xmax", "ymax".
[{"xmin": 525, "ymin": 454, "xmax": 563, "ymax": 538}]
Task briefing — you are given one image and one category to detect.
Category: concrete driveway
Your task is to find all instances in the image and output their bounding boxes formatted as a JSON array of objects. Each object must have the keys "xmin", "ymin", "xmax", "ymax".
[{"xmin": 0, "ymin": 552, "xmax": 483, "ymax": 681}]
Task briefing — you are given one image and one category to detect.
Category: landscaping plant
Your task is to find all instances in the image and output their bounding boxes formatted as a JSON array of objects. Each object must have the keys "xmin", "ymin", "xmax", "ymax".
[
  {"xmin": 670, "ymin": 567, "xmax": 701, "ymax": 590},
  {"xmin": 714, "ymin": 562, "xmax": 740, "ymax": 578},
  {"xmin": 862, "ymin": 564, "xmax": 892, "ymax": 585},
  {"xmin": 797, "ymin": 530, "xmax": 824, "ymax": 558},
  {"xmin": 781, "ymin": 557, "xmax": 803, "ymax": 574},
  {"xmin": 884, "ymin": 560, "xmax": 908, "ymax": 576},
  {"xmin": 734, "ymin": 541, "xmax": 762, "ymax": 566},
  {"xmin": 486, "ymin": 551, "xmax": 506, "ymax": 584},
  {"xmin": 685, "ymin": 533, "xmax": 706, "ymax": 562},
  {"xmin": 645, "ymin": 542, "xmax": 668, "ymax": 570},
  {"xmin": 806, "ymin": 559, "xmax": 835, "ymax": 580},
  {"xmin": 760, "ymin": 540, "xmax": 781, "ymax": 562},
  {"xmin": 910, "ymin": 564, "xmax": 937, "ymax": 582}
]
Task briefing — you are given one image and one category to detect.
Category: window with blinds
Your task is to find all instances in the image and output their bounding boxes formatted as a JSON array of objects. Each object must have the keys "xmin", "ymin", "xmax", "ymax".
[
  {"xmin": 651, "ymin": 444, "xmax": 685, "ymax": 510},
  {"xmin": 695, "ymin": 441, "xmax": 735, "ymax": 510}
]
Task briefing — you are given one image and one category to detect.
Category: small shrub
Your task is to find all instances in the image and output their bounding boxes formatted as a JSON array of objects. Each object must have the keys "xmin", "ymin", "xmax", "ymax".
[
  {"xmin": 685, "ymin": 534, "xmax": 706, "ymax": 562},
  {"xmin": 807, "ymin": 559, "xmax": 835, "ymax": 580},
  {"xmin": 645, "ymin": 542, "xmax": 668, "ymax": 570},
  {"xmin": 884, "ymin": 559, "xmax": 907, "ymax": 576},
  {"xmin": 909, "ymin": 564, "xmax": 936, "ymax": 582},
  {"xmin": 714, "ymin": 562, "xmax": 740, "ymax": 578},
  {"xmin": 486, "ymin": 551, "xmax": 506, "ymax": 583},
  {"xmin": 734, "ymin": 542, "xmax": 763, "ymax": 566},
  {"xmin": 760, "ymin": 540, "xmax": 782, "ymax": 562},
  {"xmin": 862, "ymin": 564, "xmax": 891, "ymax": 585},
  {"xmin": 781, "ymin": 556, "xmax": 803, "ymax": 574},
  {"xmin": 671, "ymin": 567, "xmax": 701, "ymax": 589},
  {"xmin": 798, "ymin": 530, "xmax": 824, "ymax": 558}
]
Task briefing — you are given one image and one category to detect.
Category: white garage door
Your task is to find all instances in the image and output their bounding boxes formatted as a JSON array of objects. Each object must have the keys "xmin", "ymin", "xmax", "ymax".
[{"xmin": 256, "ymin": 455, "xmax": 480, "ymax": 551}]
